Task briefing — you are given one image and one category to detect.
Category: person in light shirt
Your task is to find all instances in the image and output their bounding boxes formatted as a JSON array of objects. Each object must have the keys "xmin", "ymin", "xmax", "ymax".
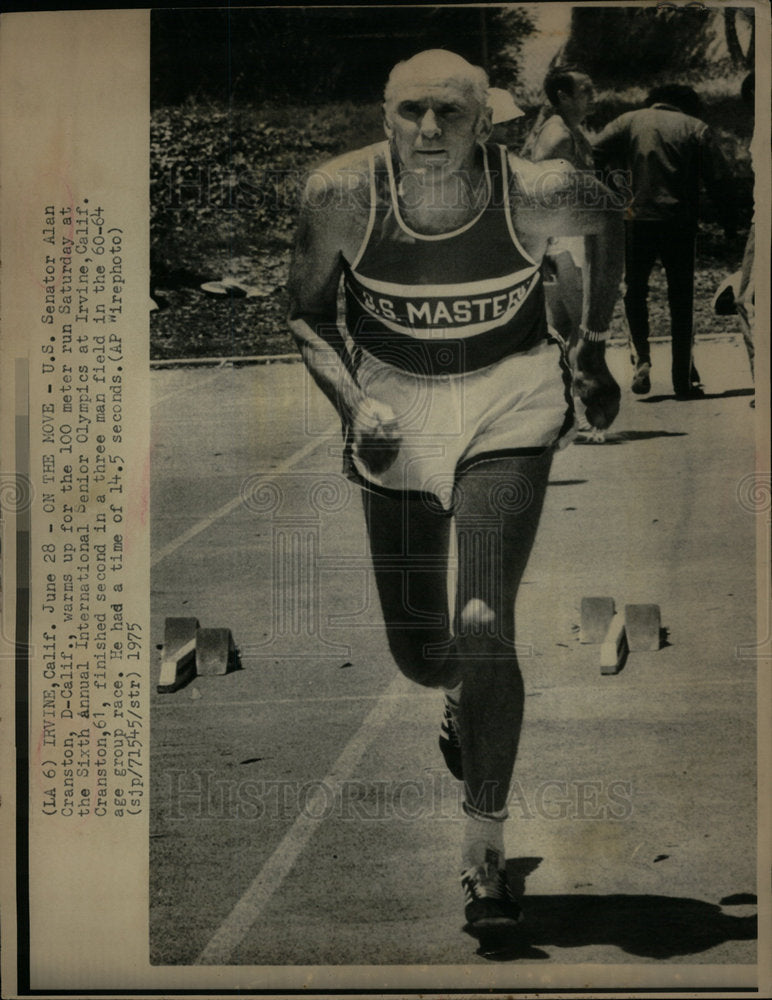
[
  {"xmin": 488, "ymin": 86, "xmax": 525, "ymax": 149},
  {"xmin": 523, "ymin": 66, "xmax": 596, "ymax": 361}
]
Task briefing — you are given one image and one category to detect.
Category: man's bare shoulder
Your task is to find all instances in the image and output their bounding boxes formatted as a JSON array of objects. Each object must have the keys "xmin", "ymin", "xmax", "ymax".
[
  {"xmin": 507, "ymin": 152, "xmax": 576, "ymax": 200},
  {"xmin": 302, "ymin": 143, "xmax": 380, "ymax": 206},
  {"xmin": 540, "ymin": 115, "xmax": 571, "ymax": 143}
]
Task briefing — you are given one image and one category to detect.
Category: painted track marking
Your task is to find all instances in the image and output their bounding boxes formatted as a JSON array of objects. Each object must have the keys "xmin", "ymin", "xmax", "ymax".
[
  {"xmin": 152, "ymin": 365, "xmax": 230, "ymax": 408},
  {"xmin": 196, "ymin": 671, "xmax": 409, "ymax": 965}
]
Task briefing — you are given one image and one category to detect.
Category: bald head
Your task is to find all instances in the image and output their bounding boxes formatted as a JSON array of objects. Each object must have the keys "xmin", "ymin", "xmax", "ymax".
[{"xmin": 384, "ymin": 50, "xmax": 488, "ymax": 110}]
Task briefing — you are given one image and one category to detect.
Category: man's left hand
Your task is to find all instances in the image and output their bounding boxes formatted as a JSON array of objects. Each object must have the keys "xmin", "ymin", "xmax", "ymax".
[{"xmin": 573, "ymin": 339, "xmax": 621, "ymax": 430}]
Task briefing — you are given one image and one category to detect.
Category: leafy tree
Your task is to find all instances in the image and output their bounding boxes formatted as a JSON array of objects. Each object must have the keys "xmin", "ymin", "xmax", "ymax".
[
  {"xmin": 151, "ymin": 7, "xmax": 535, "ymax": 107},
  {"xmin": 563, "ymin": 6, "xmax": 754, "ymax": 86},
  {"xmin": 724, "ymin": 7, "xmax": 755, "ymax": 67}
]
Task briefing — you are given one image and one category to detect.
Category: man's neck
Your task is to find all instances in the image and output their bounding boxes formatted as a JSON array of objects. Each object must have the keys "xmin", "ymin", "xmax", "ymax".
[
  {"xmin": 394, "ymin": 152, "xmax": 489, "ymax": 234},
  {"xmin": 560, "ymin": 111, "xmax": 584, "ymax": 131}
]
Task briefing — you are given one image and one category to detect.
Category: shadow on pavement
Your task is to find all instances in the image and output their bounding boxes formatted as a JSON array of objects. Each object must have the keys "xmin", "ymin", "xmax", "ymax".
[
  {"xmin": 519, "ymin": 891, "xmax": 756, "ymax": 960},
  {"xmin": 574, "ymin": 429, "xmax": 687, "ymax": 445},
  {"xmin": 638, "ymin": 387, "xmax": 754, "ymax": 403},
  {"xmin": 468, "ymin": 858, "xmax": 757, "ymax": 962}
]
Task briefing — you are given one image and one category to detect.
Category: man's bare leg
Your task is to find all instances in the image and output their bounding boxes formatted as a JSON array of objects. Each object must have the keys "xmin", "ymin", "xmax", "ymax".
[
  {"xmin": 451, "ymin": 451, "xmax": 552, "ymax": 927},
  {"xmin": 361, "ymin": 451, "xmax": 552, "ymax": 927},
  {"xmin": 361, "ymin": 451, "xmax": 552, "ymax": 795},
  {"xmin": 360, "ymin": 488, "xmax": 457, "ymax": 689},
  {"xmin": 453, "ymin": 451, "xmax": 552, "ymax": 815}
]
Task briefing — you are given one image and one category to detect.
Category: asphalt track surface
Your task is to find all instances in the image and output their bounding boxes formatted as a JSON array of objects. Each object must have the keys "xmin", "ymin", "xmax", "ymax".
[{"xmin": 149, "ymin": 336, "xmax": 758, "ymax": 970}]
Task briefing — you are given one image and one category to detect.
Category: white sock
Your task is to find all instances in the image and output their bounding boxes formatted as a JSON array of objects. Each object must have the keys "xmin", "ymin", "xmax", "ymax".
[{"xmin": 461, "ymin": 810, "xmax": 507, "ymax": 871}]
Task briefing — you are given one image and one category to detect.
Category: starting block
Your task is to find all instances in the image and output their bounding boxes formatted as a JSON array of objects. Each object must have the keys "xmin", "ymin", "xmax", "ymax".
[
  {"xmin": 157, "ymin": 617, "xmax": 199, "ymax": 693},
  {"xmin": 624, "ymin": 604, "xmax": 661, "ymax": 652},
  {"xmin": 157, "ymin": 618, "xmax": 240, "ymax": 692},
  {"xmin": 196, "ymin": 627, "xmax": 239, "ymax": 676},
  {"xmin": 580, "ymin": 597, "xmax": 616, "ymax": 644},
  {"xmin": 600, "ymin": 612, "xmax": 628, "ymax": 675}
]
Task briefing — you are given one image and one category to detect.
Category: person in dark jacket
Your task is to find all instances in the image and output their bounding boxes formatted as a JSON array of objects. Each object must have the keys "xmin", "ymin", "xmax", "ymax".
[{"xmin": 594, "ymin": 85, "xmax": 736, "ymax": 398}]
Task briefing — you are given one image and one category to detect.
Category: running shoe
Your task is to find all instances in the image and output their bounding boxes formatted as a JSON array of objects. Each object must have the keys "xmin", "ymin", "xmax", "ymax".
[
  {"xmin": 631, "ymin": 361, "xmax": 651, "ymax": 395},
  {"xmin": 439, "ymin": 695, "xmax": 463, "ymax": 780},
  {"xmin": 462, "ymin": 853, "xmax": 522, "ymax": 929}
]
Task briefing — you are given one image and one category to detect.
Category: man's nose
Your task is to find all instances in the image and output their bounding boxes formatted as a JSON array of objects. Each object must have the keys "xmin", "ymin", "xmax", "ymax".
[{"xmin": 419, "ymin": 109, "xmax": 441, "ymax": 138}]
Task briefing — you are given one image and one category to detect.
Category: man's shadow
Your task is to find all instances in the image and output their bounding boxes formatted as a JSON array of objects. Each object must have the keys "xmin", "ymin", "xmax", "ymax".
[
  {"xmin": 464, "ymin": 857, "xmax": 757, "ymax": 962},
  {"xmin": 638, "ymin": 388, "xmax": 754, "ymax": 403}
]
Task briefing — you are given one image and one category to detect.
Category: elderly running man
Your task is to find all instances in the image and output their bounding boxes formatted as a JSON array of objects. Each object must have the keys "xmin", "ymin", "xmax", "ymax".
[{"xmin": 288, "ymin": 50, "xmax": 623, "ymax": 935}]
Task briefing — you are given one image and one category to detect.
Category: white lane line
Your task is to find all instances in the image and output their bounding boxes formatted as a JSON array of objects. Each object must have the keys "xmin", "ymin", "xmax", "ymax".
[
  {"xmin": 151, "ymin": 424, "xmax": 337, "ymax": 567},
  {"xmin": 155, "ymin": 689, "xmax": 433, "ymax": 709},
  {"xmin": 196, "ymin": 671, "xmax": 409, "ymax": 965},
  {"xmin": 151, "ymin": 365, "xmax": 231, "ymax": 408}
]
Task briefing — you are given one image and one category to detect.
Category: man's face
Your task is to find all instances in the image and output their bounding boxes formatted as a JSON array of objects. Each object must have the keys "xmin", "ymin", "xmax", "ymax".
[{"xmin": 384, "ymin": 79, "xmax": 487, "ymax": 177}]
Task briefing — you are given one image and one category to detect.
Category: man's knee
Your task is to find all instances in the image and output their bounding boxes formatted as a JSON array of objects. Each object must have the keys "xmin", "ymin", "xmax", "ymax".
[
  {"xmin": 386, "ymin": 628, "xmax": 449, "ymax": 687},
  {"xmin": 456, "ymin": 598, "xmax": 516, "ymax": 653},
  {"xmin": 458, "ymin": 598, "xmax": 497, "ymax": 634}
]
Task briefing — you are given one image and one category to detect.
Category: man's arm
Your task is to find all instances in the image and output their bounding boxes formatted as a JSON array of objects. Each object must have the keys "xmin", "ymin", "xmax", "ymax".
[
  {"xmin": 511, "ymin": 158, "xmax": 625, "ymax": 428},
  {"xmin": 511, "ymin": 158, "xmax": 624, "ymax": 327},
  {"xmin": 287, "ymin": 162, "xmax": 366, "ymax": 423},
  {"xmin": 591, "ymin": 114, "xmax": 627, "ymax": 171},
  {"xmin": 699, "ymin": 127, "xmax": 738, "ymax": 239},
  {"xmin": 530, "ymin": 117, "xmax": 576, "ymax": 164},
  {"xmin": 287, "ymin": 156, "xmax": 401, "ymax": 471}
]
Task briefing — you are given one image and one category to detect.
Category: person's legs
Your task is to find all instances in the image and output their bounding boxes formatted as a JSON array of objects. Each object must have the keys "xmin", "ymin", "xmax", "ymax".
[
  {"xmin": 544, "ymin": 250, "xmax": 583, "ymax": 357},
  {"xmin": 623, "ymin": 221, "xmax": 658, "ymax": 370},
  {"xmin": 452, "ymin": 451, "xmax": 553, "ymax": 817},
  {"xmin": 544, "ymin": 274, "xmax": 572, "ymax": 344},
  {"xmin": 545, "ymin": 251, "xmax": 594, "ymax": 429},
  {"xmin": 660, "ymin": 226, "xmax": 697, "ymax": 395},
  {"xmin": 361, "ymin": 487, "xmax": 457, "ymax": 689},
  {"xmin": 736, "ymin": 223, "xmax": 755, "ymax": 380},
  {"xmin": 448, "ymin": 449, "xmax": 553, "ymax": 926},
  {"xmin": 362, "ymin": 450, "xmax": 553, "ymax": 927}
]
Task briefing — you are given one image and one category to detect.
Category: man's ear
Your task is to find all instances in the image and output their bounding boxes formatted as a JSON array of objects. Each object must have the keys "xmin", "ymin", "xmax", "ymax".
[
  {"xmin": 383, "ymin": 104, "xmax": 394, "ymax": 139},
  {"xmin": 476, "ymin": 107, "xmax": 493, "ymax": 142}
]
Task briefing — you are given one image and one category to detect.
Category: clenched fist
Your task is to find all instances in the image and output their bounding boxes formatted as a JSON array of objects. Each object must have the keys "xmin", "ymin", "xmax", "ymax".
[
  {"xmin": 573, "ymin": 339, "xmax": 621, "ymax": 431},
  {"xmin": 353, "ymin": 398, "xmax": 402, "ymax": 474}
]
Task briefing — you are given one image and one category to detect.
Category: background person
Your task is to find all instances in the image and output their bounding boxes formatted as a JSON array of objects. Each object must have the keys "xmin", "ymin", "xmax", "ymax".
[
  {"xmin": 488, "ymin": 86, "xmax": 525, "ymax": 148},
  {"xmin": 593, "ymin": 84, "xmax": 737, "ymax": 399},
  {"xmin": 735, "ymin": 71, "xmax": 756, "ymax": 397},
  {"xmin": 522, "ymin": 66, "xmax": 600, "ymax": 435}
]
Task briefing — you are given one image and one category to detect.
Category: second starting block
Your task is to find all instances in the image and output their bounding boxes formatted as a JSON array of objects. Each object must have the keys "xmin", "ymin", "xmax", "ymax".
[
  {"xmin": 157, "ymin": 617, "xmax": 240, "ymax": 692},
  {"xmin": 580, "ymin": 596, "xmax": 663, "ymax": 676},
  {"xmin": 624, "ymin": 604, "xmax": 662, "ymax": 652}
]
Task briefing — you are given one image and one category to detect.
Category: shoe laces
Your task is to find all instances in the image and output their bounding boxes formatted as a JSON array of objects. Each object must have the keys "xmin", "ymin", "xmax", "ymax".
[
  {"xmin": 461, "ymin": 863, "xmax": 510, "ymax": 902},
  {"xmin": 441, "ymin": 697, "xmax": 461, "ymax": 747}
]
